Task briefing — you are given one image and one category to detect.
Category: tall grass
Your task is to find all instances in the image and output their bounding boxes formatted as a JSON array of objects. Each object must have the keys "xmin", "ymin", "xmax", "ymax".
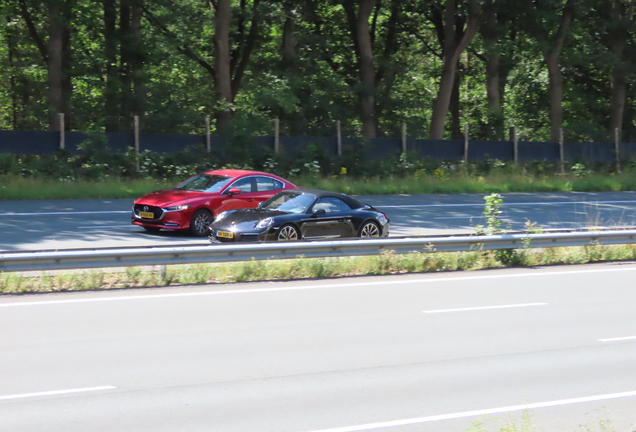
[
  {"xmin": 0, "ymin": 176, "xmax": 173, "ymax": 200},
  {"xmin": 3, "ymin": 172, "xmax": 636, "ymax": 201},
  {"xmin": 3, "ymin": 243, "xmax": 636, "ymax": 294}
]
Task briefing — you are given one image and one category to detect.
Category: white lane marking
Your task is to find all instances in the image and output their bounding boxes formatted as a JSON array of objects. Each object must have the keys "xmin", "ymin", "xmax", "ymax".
[
  {"xmin": 423, "ymin": 303, "xmax": 547, "ymax": 314},
  {"xmin": 375, "ymin": 200, "xmax": 636, "ymax": 208},
  {"xmin": 434, "ymin": 216, "xmax": 485, "ymax": 219},
  {"xmin": 302, "ymin": 390, "xmax": 636, "ymax": 432},
  {"xmin": 0, "ymin": 386, "xmax": 116, "ymax": 401},
  {"xmin": 1, "ymin": 266, "xmax": 636, "ymax": 308},
  {"xmin": 78, "ymin": 225, "xmax": 137, "ymax": 229},
  {"xmin": 598, "ymin": 335, "xmax": 636, "ymax": 342},
  {"xmin": 0, "ymin": 211, "xmax": 130, "ymax": 216}
]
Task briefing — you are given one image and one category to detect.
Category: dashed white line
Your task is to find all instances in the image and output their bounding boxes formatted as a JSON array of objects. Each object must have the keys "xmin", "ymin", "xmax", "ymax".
[
  {"xmin": 0, "ymin": 386, "xmax": 116, "ymax": 401},
  {"xmin": 423, "ymin": 303, "xmax": 547, "ymax": 314},
  {"xmin": 598, "ymin": 335, "xmax": 636, "ymax": 343},
  {"xmin": 302, "ymin": 390, "xmax": 636, "ymax": 432},
  {"xmin": 375, "ymin": 200, "xmax": 636, "ymax": 208}
]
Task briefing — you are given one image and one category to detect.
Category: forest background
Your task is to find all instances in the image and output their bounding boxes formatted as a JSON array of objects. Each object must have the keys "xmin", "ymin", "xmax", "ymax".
[{"xmin": 2, "ymin": 0, "xmax": 636, "ymax": 145}]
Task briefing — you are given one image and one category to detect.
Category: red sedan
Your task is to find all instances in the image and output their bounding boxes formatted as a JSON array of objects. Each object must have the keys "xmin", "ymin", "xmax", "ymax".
[{"xmin": 131, "ymin": 169, "xmax": 298, "ymax": 236}]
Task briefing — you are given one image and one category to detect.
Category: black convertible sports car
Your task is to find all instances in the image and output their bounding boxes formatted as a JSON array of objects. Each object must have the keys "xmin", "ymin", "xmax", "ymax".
[{"xmin": 209, "ymin": 189, "xmax": 390, "ymax": 242}]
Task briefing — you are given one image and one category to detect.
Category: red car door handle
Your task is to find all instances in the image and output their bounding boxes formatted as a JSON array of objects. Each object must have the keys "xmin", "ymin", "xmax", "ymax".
[{"xmin": 248, "ymin": 198, "xmax": 254, "ymax": 202}]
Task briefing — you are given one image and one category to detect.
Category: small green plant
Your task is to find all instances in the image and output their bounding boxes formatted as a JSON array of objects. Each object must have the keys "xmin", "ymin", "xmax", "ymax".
[{"xmin": 475, "ymin": 193, "xmax": 504, "ymax": 236}]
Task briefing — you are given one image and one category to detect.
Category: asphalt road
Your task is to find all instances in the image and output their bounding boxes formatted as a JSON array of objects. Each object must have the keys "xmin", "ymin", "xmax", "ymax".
[
  {"xmin": 1, "ymin": 263, "xmax": 636, "ymax": 431},
  {"xmin": 2, "ymin": 191, "xmax": 636, "ymax": 251}
]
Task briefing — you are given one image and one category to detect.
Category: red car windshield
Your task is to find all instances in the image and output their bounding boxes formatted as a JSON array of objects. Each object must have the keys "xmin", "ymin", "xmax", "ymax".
[{"xmin": 176, "ymin": 174, "xmax": 232, "ymax": 192}]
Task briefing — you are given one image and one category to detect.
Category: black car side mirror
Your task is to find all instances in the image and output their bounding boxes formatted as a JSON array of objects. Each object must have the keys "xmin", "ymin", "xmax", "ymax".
[{"xmin": 312, "ymin": 208, "xmax": 326, "ymax": 217}]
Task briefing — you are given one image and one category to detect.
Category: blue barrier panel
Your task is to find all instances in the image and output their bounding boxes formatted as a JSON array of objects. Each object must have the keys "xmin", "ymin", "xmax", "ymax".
[
  {"xmin": 106, "ymin": 132, "xmax": 135, "ymax": 152},
  {"xmin": 254, "ymin": 136, "xmax": 275, "ymax": 151},
  {"xmin": 279, "ymin": 136, "xmax": 338, "ymax": 155},
  {"xmin": 468, "ymin": 140, "xmax": 513, "ymax": 160},
  {"xmin": 141, "ymin": 133, "xmax": 205, "ymax": 153},
  {"xmin": 620, "ymin": 142, "xmax": 636, "ymax": 160},
  {"xmin": 366, "ymin": 138, "xmax": 401, "ymax": 158},
  {"xmin": 410, "ymin": 139, "xmax": 464, "ymax": 160},
  {"xmin": 518, "ymin": 141, "xmax": 559, "ymax": 162},
  {"xmin": 565, "ymin": 142, "xmax": 614, "ymax": 163},
  {"xmin": 0, "ymin": 130, "xmax": 58, "ymax": 154}
]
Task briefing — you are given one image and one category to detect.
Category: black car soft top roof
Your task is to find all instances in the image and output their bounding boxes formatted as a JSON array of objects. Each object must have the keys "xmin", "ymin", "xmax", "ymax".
[{"xmin": 280, "ymin": 188, "xmax": 367, "ymax": 209}]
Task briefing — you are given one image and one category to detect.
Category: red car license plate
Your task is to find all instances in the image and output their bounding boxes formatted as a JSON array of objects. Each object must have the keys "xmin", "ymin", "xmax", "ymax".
[{"xmin": 140, "ymin": 211, "xmax": 154, "ymax": 219}]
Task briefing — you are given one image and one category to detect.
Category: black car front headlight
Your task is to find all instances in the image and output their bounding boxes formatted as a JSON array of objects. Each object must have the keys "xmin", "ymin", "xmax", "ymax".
[{"xmin": 256, "ymin": 217, "xmax": 274, "ymax": 229}]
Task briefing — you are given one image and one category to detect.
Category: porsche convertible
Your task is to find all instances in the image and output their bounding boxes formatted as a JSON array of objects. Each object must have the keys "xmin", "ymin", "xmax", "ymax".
[{"xmin": 209, "ymin": 189, "xmax": 390, "ymax": 242}]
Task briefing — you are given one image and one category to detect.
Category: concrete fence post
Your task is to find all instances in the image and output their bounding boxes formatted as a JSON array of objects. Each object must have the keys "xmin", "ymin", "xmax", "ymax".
[
  {"xmin": 401, "ymin": 122, "xmax": 407, "ymax": 153},
  {"xmin": 615, "ymin": 127, "xmax": 621, "ymax": 174},
  {"xmin": 559, "ymin": 127, "xmax": 565, "ymax": 175},
  {"xmin": 337, "ymin": 120, "xmax": 342, "ymax": 156},
  {"xmin": 58, "ymin": 113, "xmax": 65, "ymax": 150},
  {"xmin": 134, "ymin": 115, "xmax": 140, "ymax": 172},
  {"xmin": 463, "ymin": 124, "xmax": 469, "ymax": 162},
  {"xmin": 511, "ymin": 126, "xmax": 518, "ymax": 164},
  {"xmin": 205, "ymin": 117, "xmax": 211, "ymax": 153},
  {"xmin": 274, "ymin": 118, "xmax": 280, "ymax": 153}
]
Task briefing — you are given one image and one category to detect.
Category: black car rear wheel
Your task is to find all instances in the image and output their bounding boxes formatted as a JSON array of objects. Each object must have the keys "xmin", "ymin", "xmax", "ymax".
[
  {"xmin": 190, "ymin": 209, "xmax": 213, "ymax": 237},
  {"xmin": 277, "ymin": 224, "xmax": 300, "ymax": 241},
  {"xmin": 359, "ymin": 221, "xmax": 380, "ymax": 237}
]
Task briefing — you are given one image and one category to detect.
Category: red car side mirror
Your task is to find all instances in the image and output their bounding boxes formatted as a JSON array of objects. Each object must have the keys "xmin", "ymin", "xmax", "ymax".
[{"xmin": 227, "ymin": 187, "xmax": 241, "ymax": 196}]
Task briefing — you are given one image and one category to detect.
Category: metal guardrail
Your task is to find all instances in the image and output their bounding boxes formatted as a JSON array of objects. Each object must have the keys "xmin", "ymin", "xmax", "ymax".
[{"xmin": 2, "ymin": 229, "xmax": 636, "ymax": 273}]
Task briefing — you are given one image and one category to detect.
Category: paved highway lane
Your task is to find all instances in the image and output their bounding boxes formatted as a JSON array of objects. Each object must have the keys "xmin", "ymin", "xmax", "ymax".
[
  {"xmin": 2, "ymin": 191, "xmax": 636, "ymax": 250},
  {"xmin": 1, "ymin": 263, "xmax": 636, "ymax": 431}
]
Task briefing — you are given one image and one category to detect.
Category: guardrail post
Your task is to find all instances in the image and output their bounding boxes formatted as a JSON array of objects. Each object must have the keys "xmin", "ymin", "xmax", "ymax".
[
  {"xmin": 274, "ymin": 118, "xmax": 280, "ymax": 153},
  {"xmin": 134, "ymin": 115, "xmax": 140, "ymax": 172},
  {"xmin": 559, "ymin": 127, "xmax": 565, "ymax": 175},
  {"xmin": 615, "ymin": 127, "xmax": 621, "ymax": 174},
  {"xmin": 205, "ymin": 117, "xmax": 211, "ymax": 153},
  {"xmin": 401, "ymin": 122, "xmax": 407, "ymax": 153},
  {"xmin": 337, "ymin": 120, "xmax": 342, "ymax": 156},
  {"xmin": 58, "ymin": 113, "xmax": 65, "ymax": 150},
  {"xmin": 463, "ymin": 124, "xmax": 469, "ymax": 162}
]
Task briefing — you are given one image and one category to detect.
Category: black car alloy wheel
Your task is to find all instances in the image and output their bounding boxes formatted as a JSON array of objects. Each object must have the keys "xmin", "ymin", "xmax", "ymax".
[
  {"xmin": 277, "ymin": 224, "xmax": 300, "ymax": 241},
  {"xmin": 359, "ymin": 221, "xmax": 380, "ymax": 237}
]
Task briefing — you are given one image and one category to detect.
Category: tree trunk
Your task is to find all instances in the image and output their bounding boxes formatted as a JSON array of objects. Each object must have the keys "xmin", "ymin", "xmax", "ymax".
[
  {"xmin": 545, "ymin": 54, "xmax": 563, "ymax": 142},
  {"xmin": 530, "ymin": 0, "xmax": 574, "ymax": 142},
  {"xmin": 609, "ymin": 41, "xmax": 627, "ymax": 133},
  {"xmin": 480, "ymin": 1, "xmax": 503, "ymax": 139},
  {"xmin": 62, "ymin": 0, "xmax": 73, "ymax": 130},
  {"xmin": 104, "ymin": 0, "xmax": 119, "ymax": 131},
  {"xmin": 281, "ymin": 1, "xmax": 304, "ymax": 135},
  {"xmin": 450, "ymin": 70, "xmax": 462, "ymax": 139},
  {"xmin": 131, "ymin": 0, "xmax": 145, "ymax": 128},
  {"xmin": 48, "ymin": 0, "xmax": 63, "ymax": 131},
  {"xmin": 355, "ymin": 0, "xmax": 377, "ymax": 139},
  {"xmin": 607, "ymin": 0, "xmax": 633, "ymax": 133},
  {"xmin": 214, "ymin": 0, "xmax": 233, "ymax": 130},
  {"xmin": 120, "ymin": 0, "xmax": 132, "ymax": 123},
  {"xmin": 428, "ymin": 0, "xmax": 480, "ymax": 139}
]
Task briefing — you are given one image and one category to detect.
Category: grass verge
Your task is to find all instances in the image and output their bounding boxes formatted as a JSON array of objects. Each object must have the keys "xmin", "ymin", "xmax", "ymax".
[
  {"xmin": 1, "ymin": 171, "xmax": 636, "ymax": 200},
  {"xmin": 2, "ymin": 243, "xmax": 635, "ymax": 294}
]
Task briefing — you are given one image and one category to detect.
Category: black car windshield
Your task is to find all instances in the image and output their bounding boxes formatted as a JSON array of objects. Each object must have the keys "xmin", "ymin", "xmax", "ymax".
[
  {"xmin": 176, "ymin": 174, "xmax": 232, "ymax": 192},
  {"xmin": 262, "ymin": 192, "xmax": 315, "ymax": 214}
]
